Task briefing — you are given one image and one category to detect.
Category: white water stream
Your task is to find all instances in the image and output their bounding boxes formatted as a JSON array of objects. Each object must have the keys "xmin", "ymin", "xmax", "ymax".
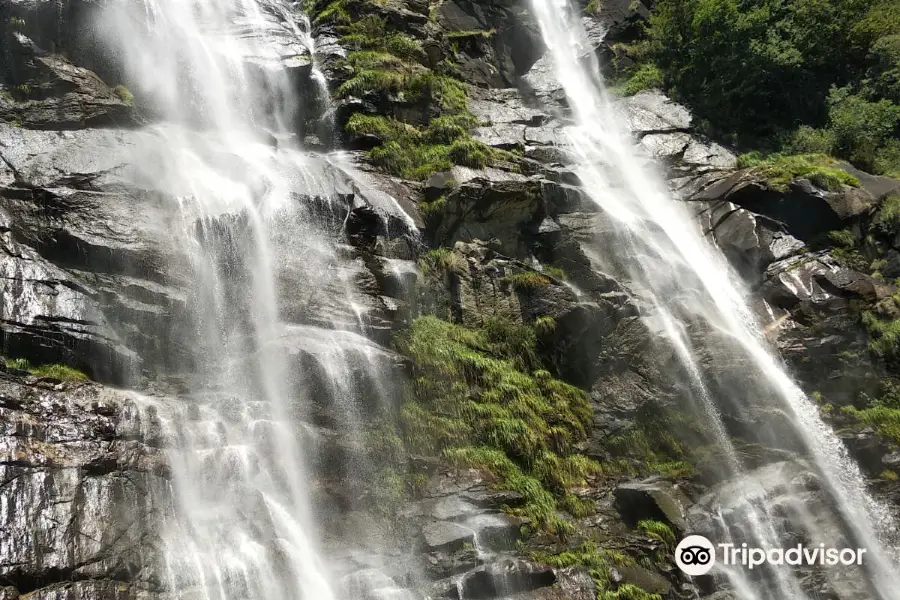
[{"xmin": 529, "ymin": 1, "xmax": 900, "ymax": 598}]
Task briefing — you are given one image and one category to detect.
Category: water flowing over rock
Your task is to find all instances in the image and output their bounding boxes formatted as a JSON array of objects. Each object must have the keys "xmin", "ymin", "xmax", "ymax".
[{"xmin": 2, "ymin": 0, "xmax": 900, "ymax": 600}]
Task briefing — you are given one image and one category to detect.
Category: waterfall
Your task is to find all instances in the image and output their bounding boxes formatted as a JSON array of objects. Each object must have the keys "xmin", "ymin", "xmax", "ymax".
[
  {"xmin": 89, "ymin": 1, "xmax": 406, "ymax": 599},
  {"xmin": 528, "ymin": 0, "xmax": 900, "ymax": 599}
]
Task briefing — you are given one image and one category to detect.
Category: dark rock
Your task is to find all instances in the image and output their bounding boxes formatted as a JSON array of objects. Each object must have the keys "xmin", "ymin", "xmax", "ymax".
[
  {"xmin": 1, "ymin": 33, "xmax": 137, "ymax": 129},
  {"xmin": 613, "ymin": 480, "xmax": 688, "ymax": 531},
  {"xmin": 425, "ymin": 171, "xmax": 457, "ymax": 202},
  {"xmin": 458, "ymin": 559, "xmax": 556, "ymax": 599},
  {"xmin": 692, "ymin": 170, "xmax": 877, "ymax": 241},
  {"xmin": 609, "ymin": 564, "xmax": 672, "ymax": 596}
]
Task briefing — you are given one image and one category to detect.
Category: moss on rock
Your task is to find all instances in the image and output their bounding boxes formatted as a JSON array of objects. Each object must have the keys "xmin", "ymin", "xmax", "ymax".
[{"xmin": 397, "ymin": 315, "xmax": 600, "ymax": 536}]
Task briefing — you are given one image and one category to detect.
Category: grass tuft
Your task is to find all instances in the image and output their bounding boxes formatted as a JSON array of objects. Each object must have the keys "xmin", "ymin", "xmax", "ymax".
[{"xmin": 736, "ymin": 153, "xmax": 860, "ymax": 191}]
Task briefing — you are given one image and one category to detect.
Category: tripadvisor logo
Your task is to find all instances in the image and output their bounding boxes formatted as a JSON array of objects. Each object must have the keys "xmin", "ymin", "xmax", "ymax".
[
  {"xmin": 674, "ymin": 535, "xmax": 868, "ymax": 576},
  {"xmin": 675, "ymin": 535, "xmax": 716, "ymax": 576}
]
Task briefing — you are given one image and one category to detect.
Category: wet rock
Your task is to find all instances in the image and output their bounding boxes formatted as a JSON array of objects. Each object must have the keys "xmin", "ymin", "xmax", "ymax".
[
  {"xmin": 0, "ymin": 374, "xmax": 168, "ymax": 597},
  {"xmin": 1, "ymin": 32, "xmax": 136, "ymax": 129},
  {"xmin": 457, "ymin": 560, "xmax": 556, "ymax": 599},
  {"xmin": 421, "ymin": 521, "xmax": 476, "ymax": 552},
  {"xmin": 614, "ymin": 480, "xmax": 689, "ymax": 531},
  {"xmin": 692, "ymin": 170, "xmax": 877, "ymax": 241},
  {"xmin": 609, "ymin": 564, "xmax": 672, "ymax": 596},
  {"xmin": 696, "ymin": 200, "xmax": 805, "ymax": 284}
]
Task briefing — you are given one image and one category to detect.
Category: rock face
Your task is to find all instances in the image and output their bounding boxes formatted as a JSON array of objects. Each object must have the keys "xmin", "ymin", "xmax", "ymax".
[
  {"xmin": 0, "ymin": 372, "xmax": 168, "ymax": 599},
  {"xmin": 2, "ymin": 1, "xmax": 900, "ymax": 600}
]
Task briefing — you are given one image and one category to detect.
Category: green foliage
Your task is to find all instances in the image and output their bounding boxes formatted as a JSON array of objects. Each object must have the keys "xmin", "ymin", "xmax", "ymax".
[
  {"xmin": 8, "ymin": 17, "xmax": 26, "ymax": 30},
  {"xmin": 542, "ymin": 265, "xmax": 568, "ymax": 281},
  {"xmin": 842, "ymin": 403, "xmax": 900, "ymax": 445},
  {"xmin": 736, "ymin": 152, "xmax": 860, "ymax": 191},
  {"xmin": 876, "ymin": 194, "xmax": 900, "ymax": 233},
  {"xmin": 2, "ymin": 357, "xmax": 89, "ymax": 381},
  {"xmin": 418, "ymin": 247, "xmax": 467, "ymax": 277},
  {"xmin": 313, "ymin": 0, "xmax": 502, "ymax": 180},
  {"xmin": 828, "ymin": 229, "xmax": 857, "ymax": 248},
  {"xmin": 504, "ymin": 271, "xmax": 552, "ymax": 290},
  {"xmin": 637, "ymin": 520, "xmax": 676, "ymax": 551},
  {"xmin": 844, "ymin": 379, "xmax": 900, "ymax": 446},
  {"xmin": 397, "ymin": 316, "xmax": 598, "ymax": 535},
  {"xmin": 113, "ymin": 85, "xmax": 134, "ymax": 106},
  {"xmin": 874, "ymin": 138, "xmax": 900, "ymax": 177},
  {"xmin": 601, "ymin": 585, "xmax": 663, "ymax": 600},
  {"xmin": 644, "ymin": 0, "xmax": 900, "ymax": 173},
  {"xmin": 15, "ymin": 84, "xmax": 31, "ymax": 96},
  {"xmin": 530, "ymin": 543, "xmax": 660, "ymax": 599},
  {"xmin": 622, "ymin": 63, "xmax": 663, "ymax": 96},
  {"xmin": 827, "ymin": 86, "xmax": 900, "ymax": 171},
  {"xmin": 862, "ymin": 309, "xmax": 900, "ymax": 364},
  {"xmin": 534, "ymin": 315, "xmax": 557, "ymax": 335},
  {"xmin": 785, "ymin": 126, "xmax": 837, "ymax": 155},
  {"xmin": 603, "ymin": 413, "xmax": 698, "ymax": 478},
  {"xmin": 419, "ymin": 196, "xmax": 448, "ymax": 221}
]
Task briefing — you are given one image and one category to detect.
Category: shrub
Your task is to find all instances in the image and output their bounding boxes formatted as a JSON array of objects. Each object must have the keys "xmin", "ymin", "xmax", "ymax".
[
  {"xmin": 623, "ymin": 63, "xmax": 663, "ymax": 96},
  {"xmin": 876, "ymin": 194, "xmax": 900, "ymax": 233},
  {"xmin": 874, "ymin": 139, "xmax": 900, "ymax": 177},
  {"xmin": 827, "ymin": 87, "xmax": 900, "ymax": 171},
  {"xmin": 418, "ymin": 247, "xmax": 467, "ymax": 277},
  {"xmin": 785, "ymin": 126, "xmax": 836, "ymax": 155}
]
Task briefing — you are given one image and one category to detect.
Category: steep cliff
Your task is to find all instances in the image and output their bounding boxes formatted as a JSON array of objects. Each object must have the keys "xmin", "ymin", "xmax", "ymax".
[{"xmin": 1, "ymin": 2, "xmax": 899, "ymax": 600}]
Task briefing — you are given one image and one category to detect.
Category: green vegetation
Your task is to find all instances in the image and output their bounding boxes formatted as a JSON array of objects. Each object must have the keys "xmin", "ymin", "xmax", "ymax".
[
  {"xmin": 542, "ymin": 265, "xmax": 568, "ymax": 281},
  {"xmin": 113, "ymin": 85, "xmax": 135, "ymax": 106},
  {"xmin": 504, "ymin": 271, "xmax": 552, "ymax": 290},
  {"xmin": 637, "ymin": 520, "xmax": 676, "ymax": 551},
  {"xmin": 418, "ymin": 247, "xmax": 467, "ymax": 277},
  {"xmin": 310, "ymin": 0, "xmax": 505, "ymax": 179},
  {"xmin": 15, "ymin": 84, "xmax": 31, "ymax": 96},
  {"xmin": 622, "ymin": 63, "xmax": 663, "ymax": 96},
  {"xmin": 530, "ymin": 542, "xmax": 664, "ymax": 600},
  {"xmin": 8, "ymin": 17, "xmax": 26, "ymax": 30},
  {"xmin": 841, "ymin": 379, "xmax": 900, "ymax": 446},
  {"xmin": 397, "ymin": 315, "xmax": 600, "ymax": 536},
  {"xmin": 862, "ymin": 307, "xmax": 900, "ymax": 363},
  {"xmin": 628, "ymin": 0, "xmax": 900, "ymax": 177},
  {"xmin": 735, "ymin": 153, "xmax": 860, "ymax": 191},
  {"xmin": 603, "ymin": 413, "xmax": 699, "ymax": 478},
  {"xmin": 3, "ymin": 357, "xmax": 89, "ymax": 382},
  {"xmin": 875, "ymin": 194, "xmax": 900, "ymax": 234}
]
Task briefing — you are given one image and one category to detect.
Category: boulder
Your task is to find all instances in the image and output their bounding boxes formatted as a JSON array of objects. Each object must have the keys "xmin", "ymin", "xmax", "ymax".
[{"xmin": 613, "ymin": 480, "xmax": 689, "ymax": 531}]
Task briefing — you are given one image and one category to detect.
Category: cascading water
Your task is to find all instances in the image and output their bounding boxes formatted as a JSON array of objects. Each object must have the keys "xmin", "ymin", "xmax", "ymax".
[
  {"xmin": 90, "ymin": 2, "xmax": 408, "ymax": 600},
  {"xmin": 528, "ymin": 0, "xmax": 900, "ymax": 599}
]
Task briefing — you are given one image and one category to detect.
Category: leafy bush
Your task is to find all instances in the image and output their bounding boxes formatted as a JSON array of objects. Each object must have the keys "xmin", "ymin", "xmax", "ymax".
[
  {"xmin": 827, "ymin": 86, "xmax": 900, "ymax": 171},
  {"xmin": 623, "ymin": 63, "xmax": 663, "ymax": 96}
]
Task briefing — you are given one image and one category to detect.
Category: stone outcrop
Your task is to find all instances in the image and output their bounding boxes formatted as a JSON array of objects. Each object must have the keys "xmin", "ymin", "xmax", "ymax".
[{"xmin": 2, "ymin": 1, "xmax": 900, "ymax": 600}]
